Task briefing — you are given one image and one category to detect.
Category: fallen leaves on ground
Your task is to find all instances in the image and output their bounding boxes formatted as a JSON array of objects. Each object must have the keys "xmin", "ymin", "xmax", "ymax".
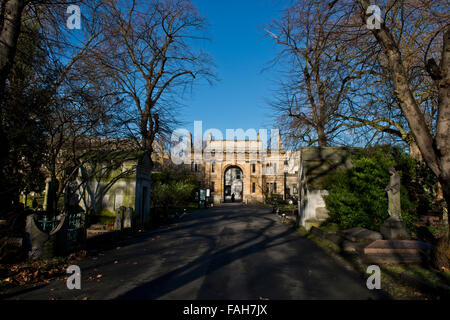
[
  {"xmin": 67, "ymin": 250, "xmax": 87, "ymax": 262},
  {"xmin": 0, "ymin": 250, "xmax": 87, "ymax": 289},
  {"xmin": 0, "ymin": 262, "xmax": 65, "ymax": 287}
]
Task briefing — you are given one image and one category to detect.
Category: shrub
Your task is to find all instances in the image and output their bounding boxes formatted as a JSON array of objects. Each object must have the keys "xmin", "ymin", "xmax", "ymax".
[
  {"xmin": 324, "ymin": 146, "xmax": 422, "ymax": 232},
  {"xmin": 152, "ymin": 179, "xmax": 197, "ymax": 209},
  {"xmin": 266, "ymin": 194, "xmax": 284, "ymax": 206}
]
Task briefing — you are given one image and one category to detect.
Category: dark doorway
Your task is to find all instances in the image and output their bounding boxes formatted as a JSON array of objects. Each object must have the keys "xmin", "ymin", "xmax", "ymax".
[{"xmin": 224, "ymin": 167, "xmax": 243, "ymax": 202}]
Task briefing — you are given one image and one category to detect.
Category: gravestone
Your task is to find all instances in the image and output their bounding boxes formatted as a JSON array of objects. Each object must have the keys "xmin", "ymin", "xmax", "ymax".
[
  {"xmin": 24, "ymin": 212, "xmax": 86, "ymax": 259},
  {"xmin": 380, "ymin": 167, "xmax": 409, "ymax": 240},
  {"xmin": 114, "ymin": 206, "xmax": 125, "ymax": 231},
  {"xmin": 363, "ymin": 240, "xmax": 433, "ymax": 263},
  {"xmin": 380, "ymin": 217, "xmax": 409, "ymax": 240},
  {"xmin": 385, "ymin": 167, "xmax": 401, "ymax": 218},
  {"xmin": 25, "ymin": 214, "xmax": 51, "ymax": 259},
  {"xmin": 25, "ymin": 214, "xmax": 68, "ymax": 259},
  {"xmin": 123, "ymin": 207, "xmax": 133, "ymax": 229}
]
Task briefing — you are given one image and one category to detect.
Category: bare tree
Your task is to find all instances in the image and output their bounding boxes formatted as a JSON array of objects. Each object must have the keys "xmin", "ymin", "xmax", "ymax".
[
  {"xmin": 29, "ymin": 1, "xmax": 125, "ymax": 215},
  {"xmin": 0, "ymin": 0, "xmax": 28, "ymax": 215},
  {"xmin": 1, "ymin": 1, "xmax": 127, "ymax": 216},
  {"xmin": 265, "ymin": 1, "xmax": 367, "ymax": 148},
  {"xmin": 353, "ymin": 0, "xmax": 450, "ymax": 240},
  {"xmin": 0, "ymin": 0, "xmax": 28, "ymax": 99},
  {"xmin": 335, "ymin": 0, "xmax": 446, "ymax": 161},
  {"xmin": 95, "ymin": 0, "xmax": 215, "ymax": 168}
]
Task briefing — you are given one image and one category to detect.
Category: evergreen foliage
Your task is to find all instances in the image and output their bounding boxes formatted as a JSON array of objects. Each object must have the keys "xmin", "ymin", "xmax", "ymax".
[{"xmin": 324, "ymin": 146, "xmax": 436, "ymax": 232}]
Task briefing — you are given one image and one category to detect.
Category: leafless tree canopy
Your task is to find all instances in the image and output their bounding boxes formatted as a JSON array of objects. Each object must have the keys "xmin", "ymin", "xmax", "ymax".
[
  {"xmin": 267, "ymin": 0, "xmax": 450, "ymax": 237},
  {"xmin": 266, "ymin": 1, "xmax": 366, "ymax": 148},
  {"xmin": 92, "ymin": 0, "xmax": 215, "ymax": 167},
  {"xmin": 0, "ymin": 0, "xmax": 215, "ymax": 215}
]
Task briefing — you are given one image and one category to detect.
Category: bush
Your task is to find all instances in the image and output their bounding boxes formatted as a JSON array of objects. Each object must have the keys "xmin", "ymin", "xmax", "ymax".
[
  {"xmin": 152, "ymin": 180, "xmax": 197, "ymax": 209},
  {"xmin": 266, "ymin": 194, "xmax": 284, "ymax": 206},
  {"xmin": 151, "ymin": 169, "xmax": 198, "ymax": 210},
  {"xmin": 324, "ymin": 146, "xmax": 423, "ymax": 232}
]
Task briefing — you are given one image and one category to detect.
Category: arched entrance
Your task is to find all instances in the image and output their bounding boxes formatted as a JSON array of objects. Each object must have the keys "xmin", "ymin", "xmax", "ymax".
[{"xmin": 224, "ymin": 166, "xmax": 243, "ymax": 202}]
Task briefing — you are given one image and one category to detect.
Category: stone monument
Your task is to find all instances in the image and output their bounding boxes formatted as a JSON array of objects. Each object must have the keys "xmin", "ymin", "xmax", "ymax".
[
  {"xmin": 123, "ymin": 207, "xmax": 133, "ymax": 229},
  {"xmin": 114, "ymin": 207, "xmax": 125, "ymax": 231},
  {"xmin": 380, "ymin": 167, "xmax": 409, "ymax": 240}
]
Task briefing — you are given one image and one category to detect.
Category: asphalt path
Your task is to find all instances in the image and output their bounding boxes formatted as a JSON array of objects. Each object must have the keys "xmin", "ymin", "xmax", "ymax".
[{"xmin": 4, "ymin": 204, "xmax": 386, "ymax": 300}]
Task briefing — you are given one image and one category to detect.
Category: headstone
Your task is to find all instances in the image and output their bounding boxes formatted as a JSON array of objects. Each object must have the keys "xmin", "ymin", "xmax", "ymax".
[
  {"xmin": 363, "ymin": 240, "xmax": 433, "ymax": 263},
  {"xmin": 114, "ymin": 207, "xmax": 125, "ymax": 231},
  {"xmin": 385, "ymin": 167, "xmax": 401, "ymax": 219},
  {"xmin": 380, "ymin": 216, "xmax": 409, "ymax": 240},
  {"xmin": 123, "ymin": 207, "xmax": 133, "ymax": 229},
  {"xmin": 381, "ymin": 167, "xmax": 409, "ymax": 240},
  {"xmin": 24, "ymin": 214, "xmax": 60, "ymax": 260},
  {"xmin": 364, "ymin": 240, "xmax": 433, "ymax": 255}
]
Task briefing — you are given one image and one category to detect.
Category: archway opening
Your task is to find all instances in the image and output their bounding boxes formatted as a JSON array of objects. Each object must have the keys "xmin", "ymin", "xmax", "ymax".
[{"xmin": 224, "ymin": 166, "xmax": 243, "ymax": 202}]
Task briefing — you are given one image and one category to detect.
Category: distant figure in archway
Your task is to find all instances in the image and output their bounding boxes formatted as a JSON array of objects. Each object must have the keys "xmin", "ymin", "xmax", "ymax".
[{"xmin": 231, "ymin": 193, "xmax": 235, "ymax": 202}]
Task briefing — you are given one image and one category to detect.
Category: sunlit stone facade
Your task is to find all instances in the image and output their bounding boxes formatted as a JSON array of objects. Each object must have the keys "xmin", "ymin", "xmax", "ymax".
[{"xmin": 184, "ymin": 133, "xmax": 300, "ymax": 204}]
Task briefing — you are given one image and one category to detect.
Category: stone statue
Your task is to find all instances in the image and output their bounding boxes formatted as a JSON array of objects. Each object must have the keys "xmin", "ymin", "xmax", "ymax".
[
  {"xmin": 381, "ymin": 167, "xmax": 409, "ymax": 240},
  {"xmin": 385, "ymin": 167, "xmax": 401, "ymax": 219}
]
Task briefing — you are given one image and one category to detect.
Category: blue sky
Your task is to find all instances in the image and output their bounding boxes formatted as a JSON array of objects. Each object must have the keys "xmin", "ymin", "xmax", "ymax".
[{"xmin": 180, "ymin": 0, "xmax": 287, "ymax": 136}]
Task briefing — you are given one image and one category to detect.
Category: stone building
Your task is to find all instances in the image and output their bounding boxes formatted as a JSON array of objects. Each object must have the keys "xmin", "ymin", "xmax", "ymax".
[
  {"xmin": 76, "ymin": 153, "xmax": 152, "ymax": 226},
  {"xmin": 73, "ymin": 132, "xmax": 355, "ymax": 232},
  {"xmin": 183, "ymin": 133, "xmax": 301, "ymax": 205}
]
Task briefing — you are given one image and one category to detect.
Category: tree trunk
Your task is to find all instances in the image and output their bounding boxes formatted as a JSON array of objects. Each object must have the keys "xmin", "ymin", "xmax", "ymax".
[
  {"xmin": 317, "ymin": 124, "xmax": 327, "ymax": 147},
  {"xmin": 357, "ymin": 0, "xmax": 450, "ymax": 239},
  {"xmin": 409, "ymin": 140, "xmax": 423, "ymax": 162},
  {"xmin": 0, "ymin": 0, "xmax": 26, "ymax": 100},
  {"xmin": 440, "ymin": 180, "xmax": 450, "ymax": 243},
  {"xmin": 437, "ymin": 30, "xmax": 450, "ymax": 245},
  {"xmin": 0, "ymin": 0, "xmax": 26, "ymax": 217},
  {"xmin": 356, "ymin": 0, "xmax": 441, "ymax": 177}
]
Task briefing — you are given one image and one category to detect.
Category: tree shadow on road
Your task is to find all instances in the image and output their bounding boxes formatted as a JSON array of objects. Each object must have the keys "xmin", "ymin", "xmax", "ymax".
[{"xmin": 114, "ymin": 206, "xmax": 388, "ymax": 300}]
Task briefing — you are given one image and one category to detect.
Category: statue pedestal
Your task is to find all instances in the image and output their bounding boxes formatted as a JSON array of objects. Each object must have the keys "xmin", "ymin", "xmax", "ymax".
[{"xmin": 380, "ymin": 217, "xmax": 409, "ymax": 240}]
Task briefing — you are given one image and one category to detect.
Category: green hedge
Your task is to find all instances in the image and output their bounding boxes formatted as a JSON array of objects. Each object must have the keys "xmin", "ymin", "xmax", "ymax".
[{"xmin": 323, "ymin": 146, "xmax": 435, "ymax": 232}]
